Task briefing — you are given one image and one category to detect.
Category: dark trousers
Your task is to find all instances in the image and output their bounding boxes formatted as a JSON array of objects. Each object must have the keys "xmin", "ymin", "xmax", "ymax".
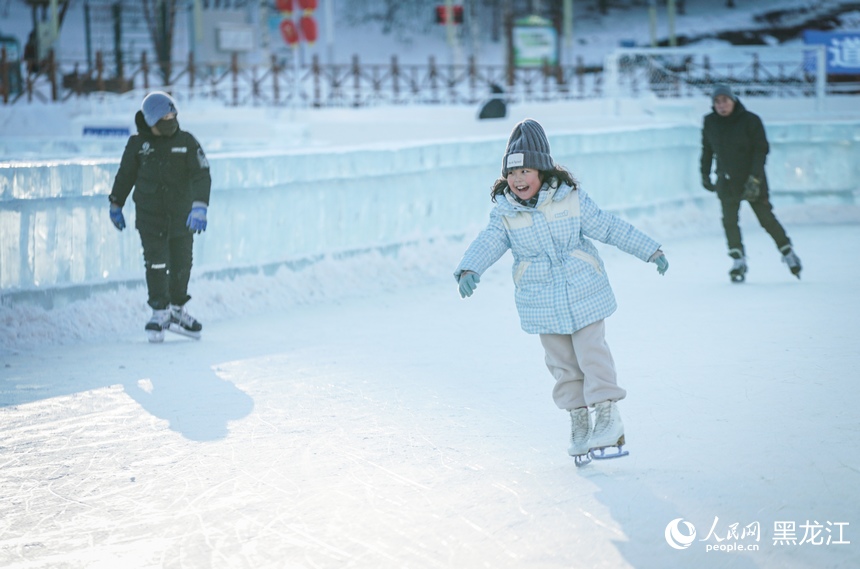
[
  {"xmin": 139, "ymin": 230, "xmax": 194, "ymax": 310},
  {"xmin": 718, "ymin": 191, "xmax": 790, "ymax": 256}
]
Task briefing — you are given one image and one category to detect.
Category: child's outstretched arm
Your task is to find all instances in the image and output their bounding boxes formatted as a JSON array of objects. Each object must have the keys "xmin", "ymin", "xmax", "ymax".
[
  {"xmin": 579, "ymin": 190, "xmax": 662, "ymax": 264},
  {"xmin": 453, "ymin": 210, "xmax": 511, "ymax": 298}
]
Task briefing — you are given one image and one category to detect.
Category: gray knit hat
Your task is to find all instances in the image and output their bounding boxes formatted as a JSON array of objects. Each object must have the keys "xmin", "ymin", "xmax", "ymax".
[
  {"xmin": 502, "ymin": 119, "xmax": 554, "ymax": 176},
  {"xmin": 141, "ymin": 91, "xmax": 178, "ymax": 127},
  {"xmin": 711, "ymin": 83, "xmax": 736, "ymax": 101}
]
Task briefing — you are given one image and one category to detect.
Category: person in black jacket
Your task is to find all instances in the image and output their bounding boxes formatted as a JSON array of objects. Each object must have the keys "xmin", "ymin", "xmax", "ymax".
[
  {"xmin": 700, "ymin": 84, "xmax": 801, "ymax": 282},
  {"xmin": 108, "ymin": 91, "xmax": 211, "ymax": 342}
]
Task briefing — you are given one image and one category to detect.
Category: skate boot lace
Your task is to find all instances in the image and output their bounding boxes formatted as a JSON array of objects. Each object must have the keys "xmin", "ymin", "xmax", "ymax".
[
  {"xmin": 731, "ymin": 258, "xmax": 746, "ymax": 271},
  {"xmin": 171, "ymin": 306, "xmax": 195, "ymax": 327},
  {"xmin": 571, "ymin": 408, "xmax": 591, "ymax": 448}
]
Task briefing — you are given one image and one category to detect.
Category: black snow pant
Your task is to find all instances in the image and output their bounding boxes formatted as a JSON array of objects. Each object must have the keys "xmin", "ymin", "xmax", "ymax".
[
  {"xmin": 139, "ymin": 229, "xmax": 194, "ymax": 310},
  {"xmin": 718, "ymin": 189, "xmax": 791, "ymax": 258}
]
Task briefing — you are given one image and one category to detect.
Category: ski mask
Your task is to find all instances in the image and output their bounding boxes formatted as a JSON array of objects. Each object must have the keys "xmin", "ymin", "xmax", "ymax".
[{"xmin": 155, "ymin": 116, "xmax": 179, "ymax": 137}]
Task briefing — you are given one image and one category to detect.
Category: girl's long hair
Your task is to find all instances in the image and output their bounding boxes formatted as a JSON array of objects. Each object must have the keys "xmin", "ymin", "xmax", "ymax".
[{"xmin": 491, "ymin": 165, "xmax": 579, "ymax": 203}]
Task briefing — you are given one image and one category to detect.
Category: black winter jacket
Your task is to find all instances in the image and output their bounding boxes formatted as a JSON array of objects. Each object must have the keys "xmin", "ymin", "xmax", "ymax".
[
  {"xmin": 109, "ymin": 111, "xmax": 211, "ymax": 236},
  {"xmin": 700, "ymin": 99, "xmax": 769, "ymax": 197}
]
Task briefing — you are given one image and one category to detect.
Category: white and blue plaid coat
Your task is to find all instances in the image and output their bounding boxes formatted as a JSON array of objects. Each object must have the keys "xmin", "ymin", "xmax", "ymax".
[{"xmin": 455, "ymin": 182, "xmax": 660, "ymax": 334}]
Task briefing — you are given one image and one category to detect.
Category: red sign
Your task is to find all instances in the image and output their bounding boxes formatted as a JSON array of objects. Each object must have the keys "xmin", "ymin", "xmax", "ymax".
[{"xmin": 275, "ymin": 0, "xmax": 294, "ymax": 12}]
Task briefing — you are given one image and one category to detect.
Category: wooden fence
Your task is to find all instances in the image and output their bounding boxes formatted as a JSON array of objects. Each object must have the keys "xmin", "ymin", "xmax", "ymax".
[
  {"xmin": 4, "ymin": 47, "xmax": 854, "ymax": 108},
  {"xmin": 0, "ymin": 49, "xmax": 603, "ymax": 107}
]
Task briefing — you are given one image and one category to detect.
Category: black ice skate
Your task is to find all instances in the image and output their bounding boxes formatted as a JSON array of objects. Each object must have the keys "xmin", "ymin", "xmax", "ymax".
[
  {"xmin": 728, "ymin": 249, "xmax": 746, "ymax": 283},
  {"xmin": 779, "ymin": 245, "xmax": 802, "ymax": 279},
  {"xmin": 167, "ymin": 304, "xmax": 202, "ymax": 340},
  {"xmin": 145, "ymin": 308, "xmax": 171, "ymax": 343}
]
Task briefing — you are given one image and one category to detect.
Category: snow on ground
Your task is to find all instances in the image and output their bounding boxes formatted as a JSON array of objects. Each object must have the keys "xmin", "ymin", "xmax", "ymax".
[{"xmin": 1, "ymin": 220, "xmax": 858, "ymax": 568}]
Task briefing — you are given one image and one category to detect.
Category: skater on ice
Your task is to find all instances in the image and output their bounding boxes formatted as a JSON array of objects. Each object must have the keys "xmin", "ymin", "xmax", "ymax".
[
  {"xmin": 700, "ymin": 83, "xmax": 802, "ymax": 282},
  {"xmin": 108, "ymin": 91, "xmax": 211, "ymax": 342},
  {"xmin": 453, "ymin": 118, "xmax": 669, "ymax": 466}
]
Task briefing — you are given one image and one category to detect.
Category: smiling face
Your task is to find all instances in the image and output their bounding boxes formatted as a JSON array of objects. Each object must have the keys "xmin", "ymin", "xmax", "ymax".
[
  {"xmin": 507, "ymin": 168, "xmax": 542, "ymax": 201},
  {"xmin": 713, "ymin": 95, "xmax": 735, "ymax": 117}
]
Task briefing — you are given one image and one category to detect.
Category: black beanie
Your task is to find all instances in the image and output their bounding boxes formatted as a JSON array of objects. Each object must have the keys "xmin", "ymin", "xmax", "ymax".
[
  {"xmin": 711, "ymin": 83, "xmax": 736, "ymax": 101},
  {"xmin": 502, "ymin": 119, "xmax": 555, "ymax": 176}
]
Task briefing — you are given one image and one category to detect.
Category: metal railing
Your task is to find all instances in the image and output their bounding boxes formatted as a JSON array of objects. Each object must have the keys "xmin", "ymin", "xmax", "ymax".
[{"xmin": 3, "ymin": 46, "xmax": 858, "ymax": 108}]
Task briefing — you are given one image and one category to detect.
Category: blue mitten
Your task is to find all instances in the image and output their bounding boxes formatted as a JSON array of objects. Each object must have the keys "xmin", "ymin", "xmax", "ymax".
[
  {"xmin": 655, "ymin": 255, "xmax": 669, "ymax": 276},
  {"xmin": 458, "ymin": 271, "xmax": 480, "ymax": 298},
  {"xmin": 109, "ymin": 204, "xmax": 126, "ymax": 231},
  {"xmin": 186, "ymin": 202, "xmax": 208, "ymax": 233}
]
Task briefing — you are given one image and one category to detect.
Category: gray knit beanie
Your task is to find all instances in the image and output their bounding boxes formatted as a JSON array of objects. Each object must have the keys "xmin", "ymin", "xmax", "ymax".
[
  {"xmin": 502, "ymin": 119, "xmax": 555, "ymax": 176},
  {"xmin": 711, "ymin": 83, "xmax": 736, "ymax": 101},
  {"xmin": 141, "ymin": 91, "xmax": 178, "ymax": 127}
]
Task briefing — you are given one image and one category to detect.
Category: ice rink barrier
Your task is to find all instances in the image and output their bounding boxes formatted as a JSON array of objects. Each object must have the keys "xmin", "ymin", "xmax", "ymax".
[{"xmin": 1, "ymin": 120, "xmax": 858, "ymax": 306}]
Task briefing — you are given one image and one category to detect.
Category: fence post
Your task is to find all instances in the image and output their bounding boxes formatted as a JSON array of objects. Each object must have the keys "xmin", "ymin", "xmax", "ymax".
[
  {"xmin": 391, "ymin": 55, "xmax": 399, "ymax": 103},
  {"xmin": 815, "ymin": 45, "xmax": 826, "ymax": 111},
  {"xmin": 542, "ymin": 57, "xmax": 550, "ymax": 101},
  {"xmin": 753, "ymin": 53, "xmax": 760, "ymax": 87},
  {"xmin": 1, "ymin": 47, "xmax": 8, "ymax": 104},
  {"xmin": 468, "ymin": 54, "xmax": 476, "ymax": 103},
  {"xmin": 271, "ymin": 54, "xmax": 279, "ymax": 104},
  {"xmin": 189, "ymin": 50, "xmax": 195, "ymax": 96},
  {"xmin": 231, "ymin": 52, "xmax": 239, "ymax": 106},
  {"xmin": 312, "ymin": 54, "xmax": 321, "ymax": 107},
  {"xmin": 352, "ymin": 54, "xmax": 360, "ymax": 107},
  {"xmin": 141, "ymin": 51, "xmax": 149, "ymax": 90},
  {"xmin": 429, "ymin": 55, "xmax": 438, "ymax": 103},
  {"xmin": 48, "ymin": 49, "xmax": 57, "ymax": 101},
  {"xmin": 73, "ymin": 62, "xmax": 82, "ymax": 96},
  {"xmin": 96, "ymin": 51, "xmax": 104, "ymax": 93},
  {"xmin": 576, "ymin": 56, "xmax": 585, "ymax": 98}
]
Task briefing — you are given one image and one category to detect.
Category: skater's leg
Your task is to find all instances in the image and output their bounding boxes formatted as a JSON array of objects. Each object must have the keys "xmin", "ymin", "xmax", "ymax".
[
  {"xmin": 168, "ymin": 233, "xmax": 194, "ymax": 307},
  {"xmin": 749, "ymin": 195, "xmax": 791, "ymax": 250},
  {"xmin": 540, "ymin": 334, "xmax": 586, "ymax": 411},
  {"xmin": 718, "ymin": 191, "xmax": 744, "ymax": 256},
  {"xmin": 570, "ymin": 320, "xmax": 626, "ymax": 407},
  {"xmin": 139, "ymin": 230, "xmax": 170, "ymax": 310}
]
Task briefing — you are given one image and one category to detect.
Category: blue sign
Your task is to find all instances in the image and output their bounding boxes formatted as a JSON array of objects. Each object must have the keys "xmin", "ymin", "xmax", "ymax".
[
  {"xmin": 83, "ymin": 126, "xmax": 130, "ymax": 137},
  {"xmin": 803, "ymin": 30, "xmax": 860, "ymax": 75}
]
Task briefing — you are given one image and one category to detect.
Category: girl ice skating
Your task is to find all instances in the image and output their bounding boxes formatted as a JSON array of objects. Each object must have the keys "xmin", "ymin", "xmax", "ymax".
[{"xmin": 454, "ymin": 119, "xmax": 669, "ymax": 465}]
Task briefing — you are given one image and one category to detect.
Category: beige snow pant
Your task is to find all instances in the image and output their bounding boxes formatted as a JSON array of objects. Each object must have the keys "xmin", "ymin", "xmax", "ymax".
[{"xmin": 539, "ymin": 319, "xmax": 627, "ymax": 411}]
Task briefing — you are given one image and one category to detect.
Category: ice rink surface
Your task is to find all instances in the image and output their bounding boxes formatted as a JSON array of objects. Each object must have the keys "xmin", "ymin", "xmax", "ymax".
[{"xmin": 2, "ymin": 220, "xmax": 858, "ymax": 569}]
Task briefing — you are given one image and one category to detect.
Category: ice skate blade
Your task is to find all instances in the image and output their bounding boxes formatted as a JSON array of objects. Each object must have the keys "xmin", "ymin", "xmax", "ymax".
[
  {"xmin": 571, "ymin": 453, "xmax": 592, "ymax": 467},
  {"xmin": 166, "ymin": 323, "xmax": 201, "ymax": 340},
  {"xmin": 730, "ymin": 274, "xmax": 745, "ymax": 283},
  {"xmin": 147, "ymin": 330, "xmax": 165, "ymax": 343},
  {"xmin": 590, "ymin": 446, "xmax": 629, "ymax": 460},
  {"xmin": 589, "ymin": 435, "xmax": 629, "ymax": 460}
]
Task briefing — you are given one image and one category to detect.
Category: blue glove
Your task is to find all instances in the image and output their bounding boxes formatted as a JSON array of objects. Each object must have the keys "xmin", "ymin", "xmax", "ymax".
[
  {"xmin": 186, "ymin": 202, "xmax": 207, "ymax": 234},
  {"xmin": 109, "ymin": 203, "xmax": 125, "ymax": 231},
  {"xmin": 458, "ymin": 271, "xmax": 480, "ymax": 298},
  {"xmin": 655, "ymin": 254, "xmax": 669, "ymax": 276}
]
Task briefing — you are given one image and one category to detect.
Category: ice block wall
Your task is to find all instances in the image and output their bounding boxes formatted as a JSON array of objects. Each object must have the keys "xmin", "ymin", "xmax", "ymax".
[{"xmin": 1, "ymin": 121, "xmax": 858, "ymax": 302}]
